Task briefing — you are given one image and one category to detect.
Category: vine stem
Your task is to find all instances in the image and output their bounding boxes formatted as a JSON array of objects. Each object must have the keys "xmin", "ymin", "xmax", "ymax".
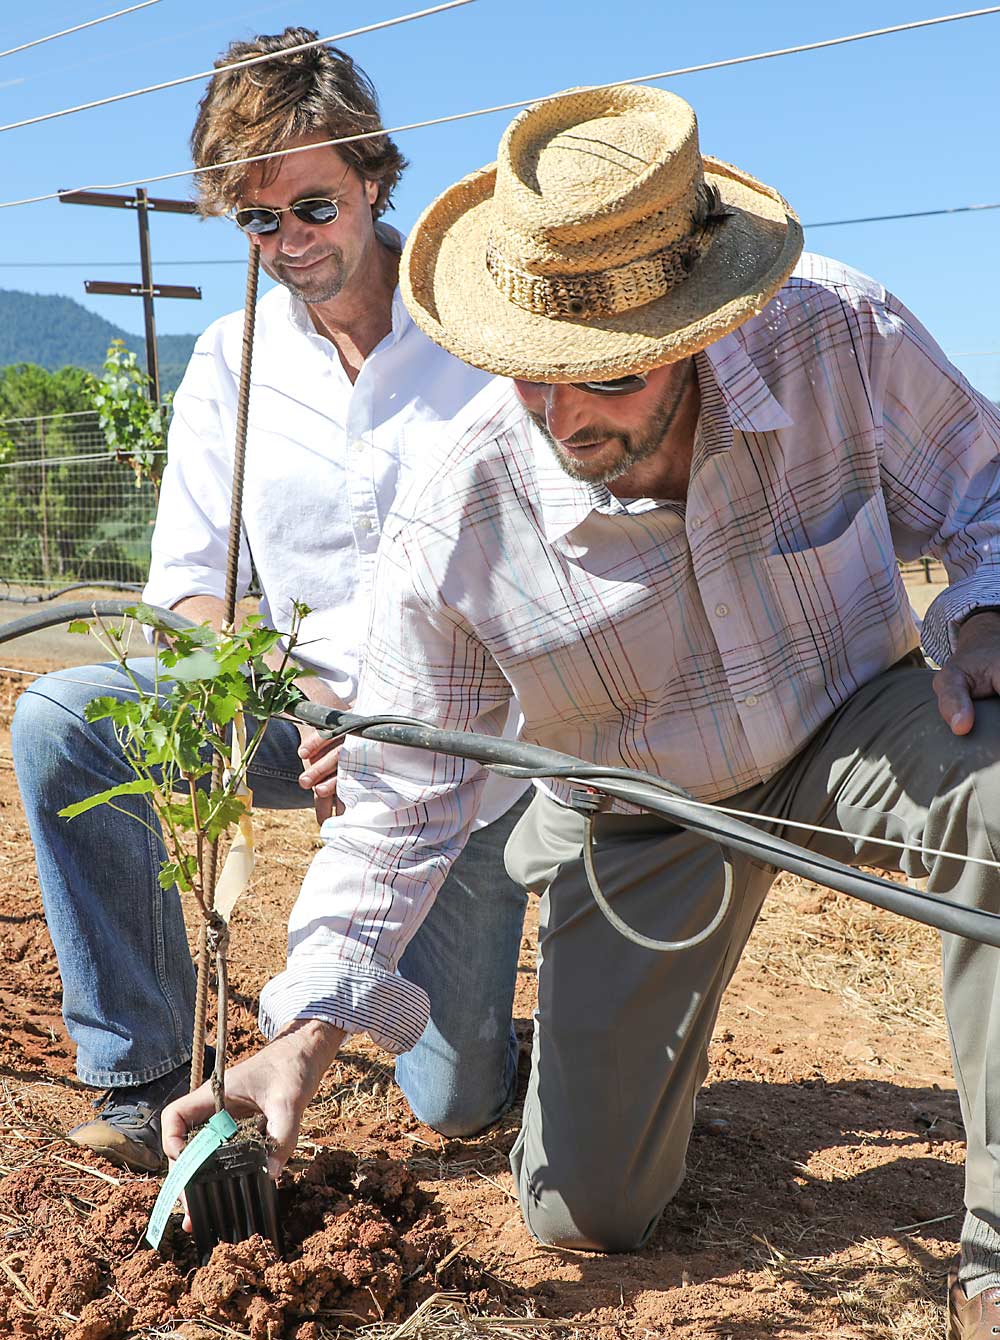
[{"xmin": 190, "ymin": 721, "xmax": 226, "ymax": 1101}]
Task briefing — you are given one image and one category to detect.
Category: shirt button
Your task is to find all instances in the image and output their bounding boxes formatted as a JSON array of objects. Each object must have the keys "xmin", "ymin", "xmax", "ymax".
[
  {"xmin": 690, "ymin": 517, "xmax": 703, "ymax": 531},
  {"xmin": 357, "ymin": 517, "xmax": 373, "ymax": 532},
  {"xmin": 743, "ymin": 694, "xmax": 759, "ymax": 708},
  {"xmin": 352, "ymin": 438, "xmax": 366, "ymax": 453},
  {"xmin": 715, "ymin": 603, "xmax": 729, "ymax": 618}
]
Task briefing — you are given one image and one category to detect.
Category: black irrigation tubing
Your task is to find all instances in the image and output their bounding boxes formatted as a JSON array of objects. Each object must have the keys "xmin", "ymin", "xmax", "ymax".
[
  {"xmin": 0, "ymin": 598, "xmax": 192, "ymax": 643},
  {"xmin": 294, "ymin": 702, "xmax": 1000, "ymax": 953},
  {"xmin": 4, "ymin": 600, "xmax": 1000, "ymax": 952},
  {"xmin": 1, "ymin": 581, "xmax": 143, "ymax": 605}
]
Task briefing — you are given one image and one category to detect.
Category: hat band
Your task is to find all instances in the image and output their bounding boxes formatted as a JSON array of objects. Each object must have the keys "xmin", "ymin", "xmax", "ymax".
[{"xmin": 485, "ymin": 203, "xmax": 727, "ymax": 321}]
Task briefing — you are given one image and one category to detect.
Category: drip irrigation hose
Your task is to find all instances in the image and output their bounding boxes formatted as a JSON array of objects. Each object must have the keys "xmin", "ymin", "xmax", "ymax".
[
  {"xmin": 0, "ymin": 599, "xmax": 193, "ymax": 642},
  {"xmin": 1, "ymin": 581, "xmax": 143, "ymax": 604},
  {"xmin": 292, "ymin": 703, "xmax": 1000, "ymax": 953},
  {"xmin": 4, "ymin": 603, "xmax": 1000, "ymax": 953}
]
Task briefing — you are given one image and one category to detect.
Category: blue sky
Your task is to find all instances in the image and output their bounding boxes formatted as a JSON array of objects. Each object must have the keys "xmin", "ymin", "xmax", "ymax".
[{"xmin": 1, "ymin": 1, "xmax": 998, "ymax": 396}]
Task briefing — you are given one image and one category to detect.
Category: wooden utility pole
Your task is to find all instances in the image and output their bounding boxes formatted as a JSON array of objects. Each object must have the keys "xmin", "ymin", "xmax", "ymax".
[{"xmin": 58, "ymin": 188, "xmax": 202, "ymax": 404}]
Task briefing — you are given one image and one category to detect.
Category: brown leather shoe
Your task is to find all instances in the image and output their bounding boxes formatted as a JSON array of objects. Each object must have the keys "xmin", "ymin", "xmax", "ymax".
[
  {"xmin": 948, "ymin": 1262, "xmax": 1000, "ymax": 1339},
  {"xmin": 67, "ymin": 1047, "xmax": 214, "ymax": 1174}
]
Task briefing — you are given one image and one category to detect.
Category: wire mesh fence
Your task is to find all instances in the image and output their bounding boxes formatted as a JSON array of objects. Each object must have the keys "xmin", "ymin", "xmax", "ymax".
[
  {"xmin": 0, "ymin": 408, "xmax": 950, "ymax": 601},
  {"xmin": 0, "ymin": 410, "xmax": 159, "ymax": 590}
]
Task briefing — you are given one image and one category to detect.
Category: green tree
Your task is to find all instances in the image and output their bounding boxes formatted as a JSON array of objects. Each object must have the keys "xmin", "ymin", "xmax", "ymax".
[
  {"xmin": 0, "ymin": 361, "xmax": 92, "ymax": 421},
  {"xmin": 89, "ymin": 339, "xmax": 169, "ymax": 495}
]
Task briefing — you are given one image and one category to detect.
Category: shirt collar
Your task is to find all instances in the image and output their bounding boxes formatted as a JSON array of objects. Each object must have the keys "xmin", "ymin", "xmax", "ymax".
[{"xmin": 700, "ymin": 328, "xmax": 794, "ymax": 433}]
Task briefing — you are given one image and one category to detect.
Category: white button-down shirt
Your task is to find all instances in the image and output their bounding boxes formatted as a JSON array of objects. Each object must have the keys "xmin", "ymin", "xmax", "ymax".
[
  {"xmin": 144, "ymin": 236, "xmax": 526, "ymax": 829},
  {"xmin": 145, "ymin": 241, "xmax": 493, "ymax": 707},
  {"xmin": 258, "ymin": 253, "xmax": 1000, "ymax": 1055}
]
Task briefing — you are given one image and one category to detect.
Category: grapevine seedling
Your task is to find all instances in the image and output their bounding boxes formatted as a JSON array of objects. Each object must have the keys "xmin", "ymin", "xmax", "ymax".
[{"xmin": 59, "ymin": 601, "xmax": 310, "ymax": 1115}]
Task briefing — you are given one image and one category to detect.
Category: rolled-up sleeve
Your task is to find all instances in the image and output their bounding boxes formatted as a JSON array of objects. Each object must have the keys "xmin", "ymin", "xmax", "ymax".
[
  {"xmin": 876, "ymin": 298, "xmax": 1000, "ymax": 664},
  {"xmin": 258, "ymin": 519, "xmax": 514, "ymax": 1052}
]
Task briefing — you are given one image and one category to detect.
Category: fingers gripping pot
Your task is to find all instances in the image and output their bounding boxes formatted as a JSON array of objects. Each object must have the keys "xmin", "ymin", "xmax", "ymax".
[
  {"xmin": 146, "ymin": 1112, "xmax": 280, "ymax": 1263},
  {"xmin": 185, "ymin": 1122, "xmax": 280, "ymax": 1264}
]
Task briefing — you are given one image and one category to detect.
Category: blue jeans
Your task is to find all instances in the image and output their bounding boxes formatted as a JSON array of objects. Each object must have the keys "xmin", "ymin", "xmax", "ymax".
[{"xmin": 12, "ymin": 659, "xmax": 527, "ymax": 1135}]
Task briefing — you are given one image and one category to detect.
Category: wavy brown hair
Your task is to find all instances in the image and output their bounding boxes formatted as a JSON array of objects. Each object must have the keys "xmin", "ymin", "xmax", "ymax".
[{"xmin": 190, "ymin": 27, "xmax": 407, "ymax": 218}]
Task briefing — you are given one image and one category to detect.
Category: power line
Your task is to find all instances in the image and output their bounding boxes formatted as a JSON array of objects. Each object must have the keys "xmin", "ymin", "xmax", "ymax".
[
  {"xmin": 10, "ymin": 3, "xmax": 308, "ymax": 88},
  {"xmin": 0, "ymin": 2, "xmax": 161, "ymax": 61},
  {"xmin": 5, "ymin": 192, "xmax": 1000, "ymax": 269},
  {"xmin": 0, "ymin": 259, "xmax": 243, "ymax": 268},
  {"xmin": 0, "ymin": 0, "xmax": 475, "ymax": 135},
  {"xmin": 1, "ymin": 5, "xmax": 996, "ymax": 212},
  {"xmin": 806, "ymin": 201, "xmax": 1000, "ymax": 228}
]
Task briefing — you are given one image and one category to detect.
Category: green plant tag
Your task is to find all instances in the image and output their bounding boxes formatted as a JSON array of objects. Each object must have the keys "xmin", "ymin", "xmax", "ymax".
[{"xmin": 145, "ymin": 1109, "xmax": 238, "ymax": 1250}]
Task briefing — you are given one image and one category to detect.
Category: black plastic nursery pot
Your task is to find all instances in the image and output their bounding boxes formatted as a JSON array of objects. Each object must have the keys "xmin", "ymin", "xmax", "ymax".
[{"xmin": 185, "ymin": 1134, "xmax": 281, "ymax": 1263}]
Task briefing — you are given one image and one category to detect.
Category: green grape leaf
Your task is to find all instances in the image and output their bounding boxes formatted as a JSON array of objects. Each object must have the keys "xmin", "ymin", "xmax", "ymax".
[
  {"xmin": 59, "ymin": 778, "xmax": 156, "ymax": 820},
  {"xmin": 169, "ymin": 648, "xmax": 227, "ymax": 683},
  {"xmin": 158, "ymin": 854, "xmax": 198, "ymax": 892},
  {"xmin": 203, "ymin": 792, "xmax": 248, "ymax": 844}
]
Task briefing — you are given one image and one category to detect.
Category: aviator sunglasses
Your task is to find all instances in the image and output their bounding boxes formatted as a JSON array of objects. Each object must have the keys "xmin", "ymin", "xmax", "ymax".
[
  {"xmin": 232, "ymin": 195, "xmax": 343, "ymax": 236},
  {"xmin": 519, "ymin": 373, "xmax": 649, "ymax": 397},
  {"xmin": 232, "ymin": 162, "xmax": 353, "ymax": 236}
]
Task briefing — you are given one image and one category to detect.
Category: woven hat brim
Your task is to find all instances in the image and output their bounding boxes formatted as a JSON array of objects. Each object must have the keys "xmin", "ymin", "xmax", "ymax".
[{"xmin": 401, "ymin": 154, "xmax": 804, "ymax": 381}]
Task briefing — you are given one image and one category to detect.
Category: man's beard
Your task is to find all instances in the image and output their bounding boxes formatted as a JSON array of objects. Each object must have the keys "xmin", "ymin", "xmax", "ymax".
[
  {"xmin": 528, "ymin": 368, "xmax": 691, "ymax": 486},
  {"xmin": 266, "ymin": 246, "xmax": 346, "ymax": 303}
]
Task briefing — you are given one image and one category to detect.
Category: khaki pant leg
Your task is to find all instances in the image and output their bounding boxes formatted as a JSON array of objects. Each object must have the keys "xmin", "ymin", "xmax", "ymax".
[
  {"xmin": 755, "ymin": 662, "xmax": 1000, "ymax": 1233},
  {"xmin": 504, "ymin": 794, "xmax": 775, "ymax": 1251},
  {"xmin": 505, "ymin": 660, "xmax": 1000, "ymax": 1251}
]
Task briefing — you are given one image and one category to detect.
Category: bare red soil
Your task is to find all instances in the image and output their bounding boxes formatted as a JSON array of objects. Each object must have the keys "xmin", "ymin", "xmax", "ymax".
[{"xmin": 0, "ymin": 653, "xmax": 965, "ymax": 1339}]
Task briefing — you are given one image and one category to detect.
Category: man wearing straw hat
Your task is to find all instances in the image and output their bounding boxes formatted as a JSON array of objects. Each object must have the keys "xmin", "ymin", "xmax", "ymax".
[
  {"xmin": 165, "ymin": 83, "xmax": 1000, "ymax": 1331},
  {"xmin": 11, "ymin": 27, "xmax": 529, "ymax": 1182}
]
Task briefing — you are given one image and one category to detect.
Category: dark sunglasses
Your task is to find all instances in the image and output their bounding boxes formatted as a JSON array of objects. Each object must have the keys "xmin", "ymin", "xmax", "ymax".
[
  {"xmin": 232, "ymin": 196, "xmax": 342, "ymax": 236},
  {"xmin": 519, "ymin": 373, "xmax": 649, "ymax": 397}
]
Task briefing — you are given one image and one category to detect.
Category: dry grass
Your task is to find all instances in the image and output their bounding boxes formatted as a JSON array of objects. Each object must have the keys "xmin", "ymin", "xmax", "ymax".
[
  {"xmin": 744, "ymin": 872, "xmax": 946, "ymax": 1038},
  {"xmin": 152, "ymin": 1297, "xmax": 584, "ymax": 1340},
  {"xmin": 748, "ymin": 1232, "xmax": 947, "ymax": 1340},
  {"xmin": 300, "ymin": 1054, "xmax": 400, "ymax": 1133},
  {"xmin": 355, "ymin": 1293, "xmax": 592, "ymax": 1338},
  {"xmin": 153, "ymin": 1296, "xmax": 588, "ymax": 1340}
]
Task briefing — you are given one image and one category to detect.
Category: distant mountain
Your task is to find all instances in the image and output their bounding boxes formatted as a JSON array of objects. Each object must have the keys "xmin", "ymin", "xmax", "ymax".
[{"xmin": 0, "ymin": 288, "xmax": 198, "ymax": 395}]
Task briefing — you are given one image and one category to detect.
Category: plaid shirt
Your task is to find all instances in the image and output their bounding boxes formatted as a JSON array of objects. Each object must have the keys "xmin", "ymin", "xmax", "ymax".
[{"xmin": 259, "ymin": 253, "xmax": 1000, "ymax": 1053}]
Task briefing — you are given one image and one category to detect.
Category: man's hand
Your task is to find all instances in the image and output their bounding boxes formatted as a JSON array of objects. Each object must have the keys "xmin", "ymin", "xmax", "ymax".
[
  {"xmin": 296, "ymin": 727, "xmax": 343, "ymax": 823},
  {"xmin": 161, "ymin": 1018, "xmax": 345, "ymax": 1188},
  {"xmin": 933, "ymin": 610, "xmax": 1000, "ymax": 735},
  {"xmin": 173, "ymin": 598, "xmax": 347, "ymax": 821}
]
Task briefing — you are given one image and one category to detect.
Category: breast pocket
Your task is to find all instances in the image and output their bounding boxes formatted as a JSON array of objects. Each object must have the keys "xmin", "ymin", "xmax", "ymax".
[{"xmin": 761, "ymin": 495, "xmax": 915, "ymax": 687}]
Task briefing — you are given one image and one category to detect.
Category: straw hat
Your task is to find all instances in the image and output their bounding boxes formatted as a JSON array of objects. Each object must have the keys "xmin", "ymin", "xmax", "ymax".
[{"xmin": 400, "ymin": 84, "xmax": 803, "ymax": 381}]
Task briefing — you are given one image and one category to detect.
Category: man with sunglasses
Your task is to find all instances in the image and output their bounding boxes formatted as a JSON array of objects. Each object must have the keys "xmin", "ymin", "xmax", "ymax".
[
  {"xmin": 164, "ymin": 84, "xmax": 1000, "ymax": 1332},
  {"xmin": 12, "ymin": 27, "xmax": 530, "ymax": 1176}
]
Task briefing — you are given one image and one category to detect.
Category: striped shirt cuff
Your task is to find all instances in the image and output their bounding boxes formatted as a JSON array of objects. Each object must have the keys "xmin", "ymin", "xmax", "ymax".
[
  {"xmin": 257, "ymin": 958, "xmax": 431, "ymax": 1055},
  {"xmin": 921, "ymin": 575, "xmax": 1000, "ymax": 666}
]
